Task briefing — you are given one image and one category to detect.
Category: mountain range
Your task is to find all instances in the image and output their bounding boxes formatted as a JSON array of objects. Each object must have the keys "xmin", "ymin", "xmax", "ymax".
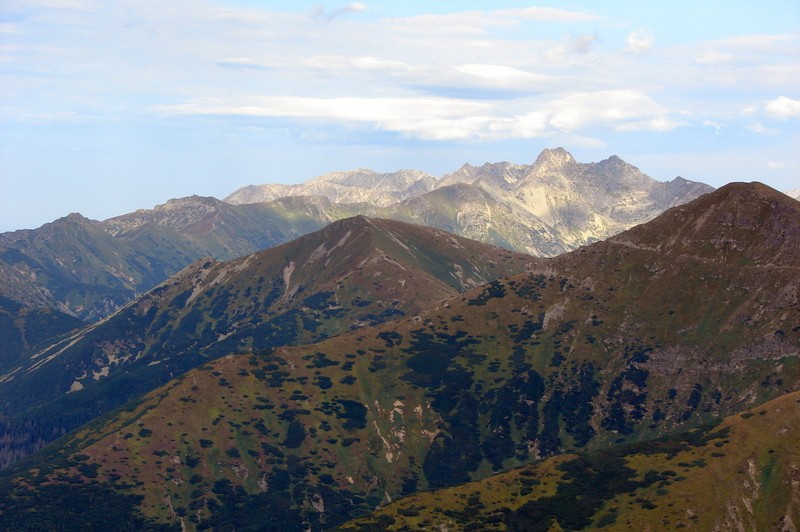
[
  {"xmin": 1, "ymin": 181, "xmax": 796, "ymax": 530},
  {"xmin": 0, "ymin": 148, "xmax": 712, "ymax": 322},
  {"xmin": 226, "ymin": 147, "xmax": 714, "ymax": 257}
]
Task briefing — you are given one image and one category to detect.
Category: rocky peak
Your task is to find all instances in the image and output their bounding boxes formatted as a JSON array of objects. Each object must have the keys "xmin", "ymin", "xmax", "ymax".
[
  {"xmin": 436, "ymin": 163, "xmax": 479, "ymax": 187},
  {"xmin": 53, "ymin": 212, "xmax": 93, "ymax": 227},
  {"xmin": 585, "ymin": 154, "xmax": 653, "ymax": 190},
  {"xmin": 155, "ymin": 195, "xmax": 221, "ymax": 212},
  {"xmin": 532, "ymin": 147, "xmax": 577, "ymax": 170},
  {"xmin": 36, "ymin": 212, "xmax": 96, "ymax": 237}
]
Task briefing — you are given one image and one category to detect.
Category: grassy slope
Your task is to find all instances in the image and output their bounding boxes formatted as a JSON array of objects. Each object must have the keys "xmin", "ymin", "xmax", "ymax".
[
  {"xmin": 0, "ymin": 184, "xmax": 797, "ymax": 530},
  {"xmin": 0, "ymin": 217, "xmax": 533, "ymax": 470},
  {"xmin": 4, "ymin": 235, "xmax": 796, "ymax": 527},
  {"xmin": 342, "ymin": 389, "xmax": 800, "ymax": 531}
]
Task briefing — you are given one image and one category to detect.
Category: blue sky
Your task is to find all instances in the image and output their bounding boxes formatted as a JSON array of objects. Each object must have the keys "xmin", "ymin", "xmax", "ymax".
[{"xmin": 1, "ymin": 1, "xmax": 798, "ymax": 231}]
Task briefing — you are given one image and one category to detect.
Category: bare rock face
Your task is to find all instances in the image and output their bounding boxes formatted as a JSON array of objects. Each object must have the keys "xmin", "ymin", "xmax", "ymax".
[
  {"xmin": 227, "ymin": 147, "xmax": 715, "ymax": 257},
  {"xmin": 225, "ymin": 169, "xmax": 438, "ymax": 207}
]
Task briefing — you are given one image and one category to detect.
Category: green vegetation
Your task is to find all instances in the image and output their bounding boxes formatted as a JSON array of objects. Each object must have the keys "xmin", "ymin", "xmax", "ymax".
[
  {"xmin": 1, "ymin": 185, "xmax": 798, "ymax": 530},
  {"xmin": 343, "ymin": 391, "xmax": 800, "ymax": 530}
]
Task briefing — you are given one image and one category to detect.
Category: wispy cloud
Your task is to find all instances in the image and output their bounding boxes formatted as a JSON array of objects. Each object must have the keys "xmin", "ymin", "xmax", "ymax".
[
  {"xmin": 311, "ymin": 2, "xmax": 367, "ymax": 22},
  {"xmin": 386, "ymin": 6, "xmax": 601, "ymax": 36},
  {"xmin": 569, "ymin": 34, "xmax": 598, "ymax": 54},
  {"xmin": 157, "ymin": 96, "xmax": 493, "ymax": 140},
  {"xmin": 157, "ymin": 89, "xmax": 680, "ymax": 141},
  {"xmin": 694, "ymin": 51, "xmax": 734, "ymax": 65},
  {"xmin": 748, "ymin": 122, "xmax": 780, "ymax": 135},
  {"xmin": 766, "ymin": 160, "xmax": 787, "ymax": 169},
  {"xmin": 215, "ymin": 57, "xmax": 271, "ymax": 71},
  {"xmin": 494, "ymin": 7, "xmax": 602, "ymax": 23}
]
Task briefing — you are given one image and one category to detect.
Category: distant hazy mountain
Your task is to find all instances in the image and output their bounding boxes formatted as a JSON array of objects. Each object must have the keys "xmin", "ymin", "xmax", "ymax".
[
  {"xmin": 0, "ymin": 216, "xmax": 533, "ymax": 468},
  {"xmin": 786, "ymin": 188, "xmax": 800, "ymax": 200},
  {"xmin": 228, "ymin": 148, "xmax": 714, "ymax": 256},
  {"xmin": 0, "ymin": 148, "xmax": 710, "ymax": 322},
  {"xmin": 225, "ymin": 168, "xmax": 437, "ymax": 206},
  {"xmin": 2, "ymin": 182, "xmax": 794, "ymax": 530},
  {"xmin": 0, "ymin": 197, "xmax": 352, "ymax": 321}
]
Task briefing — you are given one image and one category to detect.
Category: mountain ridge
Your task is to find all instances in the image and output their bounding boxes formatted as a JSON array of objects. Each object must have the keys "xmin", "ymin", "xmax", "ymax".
[
  {"xmin": 0, "ymin": 182, "xmax": 794, "ymax": 530},
  {"xmin": 0, "ymin": 148, "xmax": 711, "ymax": 322},
  {"xmin": 0, "ymin": 215, "xmax": 534, "ymax": 468}
]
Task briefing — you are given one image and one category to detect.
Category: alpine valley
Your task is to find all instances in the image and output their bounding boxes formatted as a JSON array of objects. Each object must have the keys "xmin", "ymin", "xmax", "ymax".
[{"xmin": 1, "ymin": 181, "xmax": 798, "ymax": 531}]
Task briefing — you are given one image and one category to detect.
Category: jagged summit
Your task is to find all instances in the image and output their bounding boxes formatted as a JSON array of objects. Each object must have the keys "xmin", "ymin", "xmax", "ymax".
[{"xmin": 532, "ymin": 146, "xmax": 577, "ymax": 169}]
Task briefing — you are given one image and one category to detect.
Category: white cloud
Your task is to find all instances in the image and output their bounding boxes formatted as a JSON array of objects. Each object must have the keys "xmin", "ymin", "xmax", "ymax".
[
  {"xmin": 157, "ymin": 89, "xmax": 678, "ymax": 140},
  {"xmin": 748, "ymin": 122, "xmax": 779, "ymax": 135},
  {"xmin": 387, "ymin": 6, "xmax": 601, "ymax": 36},
  {"xmin": 713, "ymin": 33, "xmax": 798, "ymax": 52},
  {"xmin": 296, "ymin": 55, "xmax": 410, "ymax": 73},
  {"xmin": 625, "ymin": 28, "xmax": 654, "ymax": 54},
  {"xmin": 615, "ymin": 118, "xmax": 682, "ymax": 132},
  {"xmin": 453, "ymin": 64, "xmax": 554, "ymax": 90},
  {"xmin": 33, "ymin": 0, "xmax": 96, "ymax": 10},
  {"xmin": 494, "ymin": 7, "xmax": 602, "ymax": 23},
  {"xmin": 157, "ymin": 96, "xmax": 495, "ymax": 140},
  {"xmin": 766, "ymin": 161, "xmax": 787, "ymax": 169},
  {"xmin": 695, "ymin": 51, "xmax": 734, "ymax": 65},
  {"xmin": 765, "ymin": 96, "xmax": 800, "ymax": 120},
  {"xmin": 545, "ymin": 90, "xmax": 674, "ymax": 131}
]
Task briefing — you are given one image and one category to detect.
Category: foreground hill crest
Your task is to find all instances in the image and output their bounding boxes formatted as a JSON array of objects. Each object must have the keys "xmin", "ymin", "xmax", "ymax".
[{"xmin": 0, "ymin": 215, "xmax": 534, "ymax": 468}]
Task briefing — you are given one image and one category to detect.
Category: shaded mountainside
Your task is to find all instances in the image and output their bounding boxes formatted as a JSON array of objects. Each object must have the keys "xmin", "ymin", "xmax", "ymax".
[
  {"xmin": 0, "ymin": 217, "xmax": 533, "ymax": 468},
  {"xmin": 0, "ymin": 182, "xmax": 795, "ymax": 530},
  {"xmin": 343, "ymin": 389, "xmax": 800, "ymax": 531},
  {"xmin": 0, "ymin": 296, "xmax": 84, "ymax": 374},
  {"xmin": 0, "ymin": 196, "xmax": 356, "ymax": 321}
]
